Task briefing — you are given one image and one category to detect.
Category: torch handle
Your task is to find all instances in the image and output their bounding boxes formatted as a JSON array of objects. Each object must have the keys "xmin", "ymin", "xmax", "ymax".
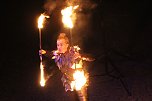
[{"xmin": 39, "ymin": 28, "xmax": 42, "ymax": 61}]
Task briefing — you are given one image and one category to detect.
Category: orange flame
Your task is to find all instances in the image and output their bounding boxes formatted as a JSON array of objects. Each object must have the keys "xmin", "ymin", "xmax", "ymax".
[
  {"xmin": 70, "ymin": 59, "xmax": 87, "ymax": 91},
  {"xmin": 72, "ymin": 70, "xmax": 87, "ymax": 91},
  {"xmin": 38, "ymin": 14, "xmax": 49, "ymax": 29},
  {"xmin": 61, "ymin": 5, "xmax": 79, "ymax": 28},
  {"xmin": 40, "ymin": 62, "xmax": 46, "ymax": 87},
  {"xmin": 73, "ymin": 45, "xmax": 81, "ymax": 51}
]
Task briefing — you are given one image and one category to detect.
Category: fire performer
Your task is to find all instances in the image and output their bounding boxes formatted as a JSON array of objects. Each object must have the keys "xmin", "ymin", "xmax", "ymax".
[{"xmin": 39, "ymin": 32, "xmax": 93, "ymax": 101}]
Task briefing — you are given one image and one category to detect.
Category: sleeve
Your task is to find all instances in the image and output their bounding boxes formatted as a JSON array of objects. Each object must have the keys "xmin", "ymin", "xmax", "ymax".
[
  {"xmin": 81, "ymin": 53, "xmax": 95, "ymax": 61},
  {"xmin": 44, "ymin": 50, "xmax": 54, "ymax": 59}
]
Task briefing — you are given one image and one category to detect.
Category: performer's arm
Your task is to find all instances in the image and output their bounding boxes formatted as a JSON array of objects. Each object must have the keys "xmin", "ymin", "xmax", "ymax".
[
  {"xmin": 39, "ymin": 49, "xmax": 54, "ymax": 59},
  {"xmin": 80, "ymin": 53, "xmax": 95, "ymax": 61}
]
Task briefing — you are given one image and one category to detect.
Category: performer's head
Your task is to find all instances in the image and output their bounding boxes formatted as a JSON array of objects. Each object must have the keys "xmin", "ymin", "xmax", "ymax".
[{"xmin": 57, "ymin": 33, "xmax": 69, "ymax": 53}]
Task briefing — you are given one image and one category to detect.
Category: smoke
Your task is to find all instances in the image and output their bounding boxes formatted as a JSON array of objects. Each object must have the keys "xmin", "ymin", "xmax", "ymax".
[
  {"xmin": 70, "ymin": 0, "xmax": 98, "ymax": 50},
  {"xmin": 43, "ymin": 0, "xmax": 99, "ymax": 52},
  {"xmin": 43, "ymin": 0, "xmax": 57, "ymax": 15},
  {"xmin": 43, "ymin": 0, "xmax": 98, "ymax": 15},
  {"xmin": 65, "ymin": 0, "xmax": 97, "ymax": 9}
]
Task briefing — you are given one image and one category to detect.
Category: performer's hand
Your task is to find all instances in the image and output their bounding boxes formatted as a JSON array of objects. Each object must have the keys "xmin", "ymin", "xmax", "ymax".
[
  {"xmin": 39, "ymin": 49, "xmax": 46, "ymax": 55},
  {"xmin": 52, "ymin": 50, "xmax": 59, "ymax": 55}
]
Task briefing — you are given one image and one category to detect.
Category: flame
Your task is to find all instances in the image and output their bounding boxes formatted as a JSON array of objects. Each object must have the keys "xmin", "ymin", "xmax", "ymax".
[
  {"xmin": 71, "ymin": 60, "xmax": 83, "ymax": 69},
  {"xmin": 73, "ymin": 45, "xmax": 81, "ymax": 51},
  {"xmin": 38, "ymin": 14, "xmax": 49, "ymax": 29},
  {"xmin": 70, "ymin": 59, "xmax": 87, "ymax": 91},
  {"xmin": 40, "ymin": 62, "xmax": 46, "ymax": 87},
  {"xmin": 61, "ymin": 5, "xmax": 79, "ymax": 28},
  {"xmin": 71, "ymin": 70, "xmax": 87, "ymax": 91}
]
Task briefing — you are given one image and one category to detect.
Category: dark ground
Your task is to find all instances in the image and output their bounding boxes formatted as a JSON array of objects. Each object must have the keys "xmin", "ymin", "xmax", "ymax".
[{"xmin": 1, "ymin": 0, "xmax": 152, "ymax": 101}]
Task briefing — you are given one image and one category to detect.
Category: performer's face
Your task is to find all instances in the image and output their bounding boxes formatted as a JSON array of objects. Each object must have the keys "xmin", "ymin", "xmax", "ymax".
[{"xmin": 57, "ymin": 39, "xmax": 69, "ymax": 53}]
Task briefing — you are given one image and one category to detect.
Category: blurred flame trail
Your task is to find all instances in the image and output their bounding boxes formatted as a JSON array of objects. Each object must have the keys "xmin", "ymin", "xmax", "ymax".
[
  {"xmin": 40, "ymin": 62, "xmax": 45, "ymax": 87},
  {"xmin": 37, "ymin": 14, "xmax": 49, "ymax": 87}
]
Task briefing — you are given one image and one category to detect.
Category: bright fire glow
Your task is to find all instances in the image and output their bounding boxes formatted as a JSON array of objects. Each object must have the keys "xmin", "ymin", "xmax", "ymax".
[
  {"xmin": 61, "ymin": 5, "xmax": 79, "ymax": 28},
  {"xmin": 72, "ymin": 70, "xmax": 87, "ymax": 91},
  {"xmin": 38, "ymin": 14, "xmax": 49, "ymax": 28},
  {"xmin": 70, "ymin": 60, "xmax": 87, "ymax": 91},
  {"xmin": 40, "ymin": 62, "xmax": 46, "ymax": 87},
  {"xmin": 71, "ymin": 60, "xmax": 83, "ymax": 69},
  {"xmin": 73, "ymin": 45, "xmax": 81, "ymax": 51}
]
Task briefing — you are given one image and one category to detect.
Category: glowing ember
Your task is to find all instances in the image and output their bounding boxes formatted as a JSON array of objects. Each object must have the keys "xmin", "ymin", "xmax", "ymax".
[
  {"xmin": 73, "ymin": 45, "xmax": 81, "ymax": 51},
  {"xmin": 40, "ymin": 62, "xmax": 46, "ymax": 87},
  {"xmin": 38, "ymin": 14, "xmax": 49, "ymax": 29},
  {"xmin": 72, "ymin": 70, "xmax": 87, "ymax": 91},
  {"xmin": 61, "ymin": 5, "xmax": 79, "ymax": 28}
]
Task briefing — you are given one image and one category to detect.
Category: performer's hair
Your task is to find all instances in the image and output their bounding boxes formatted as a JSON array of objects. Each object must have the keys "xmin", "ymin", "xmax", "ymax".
[{"xmin": 57, "ymin": 33, "xmax": 69, "ymax": 44}]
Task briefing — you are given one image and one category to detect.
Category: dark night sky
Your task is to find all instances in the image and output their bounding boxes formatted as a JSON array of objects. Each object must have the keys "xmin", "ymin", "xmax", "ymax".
[
  {"xmin": 2, "ymin": 0, "xmax": 152, "ymax": 61},
  {"xmin": 1, "ymin": 0, "xmax": 152, "ymax": 100}
]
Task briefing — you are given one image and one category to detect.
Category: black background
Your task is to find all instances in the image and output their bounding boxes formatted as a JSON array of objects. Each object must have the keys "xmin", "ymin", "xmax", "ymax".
[{"xmin": 1, "ymin": 0, "xmax": 152, "ymax": 101}]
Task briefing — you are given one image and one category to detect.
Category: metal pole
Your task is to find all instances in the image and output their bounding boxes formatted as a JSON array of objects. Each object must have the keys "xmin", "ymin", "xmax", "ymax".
[{"xmin": 39, "ymin": 28, "xmax": 42, "ymax": 62}]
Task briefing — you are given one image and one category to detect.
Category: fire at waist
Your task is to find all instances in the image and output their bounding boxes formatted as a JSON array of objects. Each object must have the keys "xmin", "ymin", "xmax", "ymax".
[
  {"xmin": 59, "ymin": 59, "xmax": 89, "ymax": 91},
  {"xmin": 72, "ymin": 70, "xmax": 88, "ymax": 91}
]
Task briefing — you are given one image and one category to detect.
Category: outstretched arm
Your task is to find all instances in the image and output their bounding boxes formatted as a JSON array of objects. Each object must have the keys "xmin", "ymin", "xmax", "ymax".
[
  {"xmin": 39, "ymin": 49, "xmax": 54, "ymax": 59},
  {"xmin": 80, "ymin": 53, "xmax": 95, "ymax": 61}
]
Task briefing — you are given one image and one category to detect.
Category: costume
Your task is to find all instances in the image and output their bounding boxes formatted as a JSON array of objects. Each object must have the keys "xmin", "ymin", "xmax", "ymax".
[
  {"xmin": 44, "ymin": 46, "xmax": 91, "ymax": 101},
  {"xmin": 45, "ymin": 46, "xmax": 83, "ymax": 91},
  {"xmin": 54, "ymin": 47, "xmax": 76, "ymax": 91}
]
